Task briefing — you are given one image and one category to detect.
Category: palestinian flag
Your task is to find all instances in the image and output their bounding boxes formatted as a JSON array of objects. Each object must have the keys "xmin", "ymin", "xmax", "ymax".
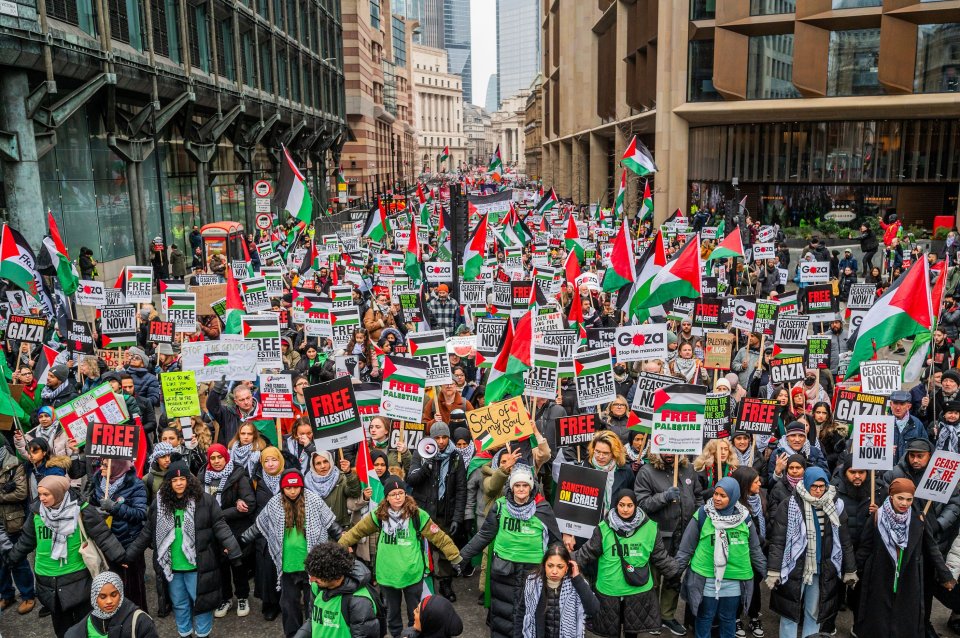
[
  {"xmin": 621, "ymin": 135, "xmax": 657, "ymax": 177},
  {"xmin": 242, "ymin": 316, "xmax": 280, "ymax": 340},
  {"xmin": 166, "ymin": 294, "xmax": 195, "ymax": 312},
  {"xmin": 652, "ymin": 383, "xmax": 707, "ymax": 415},
  {"xmin": 508, "ymin": 206, "xmax": 534, "ymax": 246},
  {"xmin": 158, "ymin": 279, "xmax": 186, "ymax": 295},
  {"xmin": 708, "ymin": 228, "xmax": 744, "ymax": 262},
  {"xmin": 534, "ymin": 188, "xmax": 558, "ymax": 216},
  {"xmin": 274, "ymin": 146, "xmax": 313, "ymax": 225},
  {"xmin": 622, "ymin": 232, "xmax": 666, "ymax": 321},
  {"xmin": 354, "ymin": 383, "xmax": 382, "ymax": 424},
  {"xmin": 408, "ymin": 330, "xmax": 447, "ymax": 358},
  {"xmin": 382, "ymin": 356, "xmax": 427, "ymax": 389},
  {"xmin": 487, "ymin": 144, "xmax": 503, "ymax": 181},
  {"xmin": 574, "ymin": 348, "xmax": 613, "ymax": 379},
  {"xmin": 361, "ymin": 200, "xmax": 391, "ymax": 243},
  {"xmin": 638, "ymin": 180, "xmax": 653, "ymax": 223},
  {"xmin": 101, "ymin": 332, "xmax": 138, "ymax": 349},
  {"xmin": 33, "ymin": 344, "xmax": 60, "ymax": 387},
  {"xmin": 203, "ymin": 352, "xmax": 231, "ymax": 366},
  {"xmin": 404, "ymin": 217, "xmax": 423, "ymax": 284},
  {"xmin": 613, "ymin": 171, "xmax": 626, "ymax": 225},
  {"xmin": 43, "ymin": 212, "xmax": 79, "ymax": 296},
  {"xmin": 601, "ymin": 222, "xmax": 635, "ymax": 292},
  {"xmin": 485, "ymin": 319, "xmax": 523, "ymax": 403},
  {"xmin": 331, "ymin": 307, "xmax": 360, "ymax": 329},
  {"xmin": 845, "ymin": 258, "xmax": 933, "ymax": 379},
  {"xmin": 564, "ymin": 215, "xmax": 584, "ymax": 263},
  {"xmin": 563, "ymin": 248, "xmax": 581, "ymax": 286},
  {"xmin": 0, "ymin": 224, "xmax": 39, "ymax": 297},
  {"xmin": 355, "ymin": 436, "xmax": 384, "ymax": 507},
  {"xmin": 462, "ymin": 214, "xmax": 488, "ymax": 281},
  {"xmin": 223, "ymin": 264, "xmax": 245, "ymax": 335},
  {"xmin": 567, "ymin": 288, "xmax": 588, "ymax": 344},
  {"xmin": 636, "ymin": 235, "xmax": 701, "ymax": 311},
  {"xmin": 439, "ymin": 146, "xmax": 450, "ymax": 164},
  {"xmin": 626, "ymin": 410, "xmax": 649, "ymax": 435},
  {"xmin": 506, "ymin": 310, "xmax": 534, "ymax": 377}
]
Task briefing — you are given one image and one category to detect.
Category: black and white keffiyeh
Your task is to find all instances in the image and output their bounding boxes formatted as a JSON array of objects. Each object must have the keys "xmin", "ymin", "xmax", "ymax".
[
  {"xmin": 255, "ymin": 490, "xmax": 336, "ymax": 589},
  {"xmin": 877, "ymin": 497, "xmax": 911, "ymax": 562},
  {"xmin": 381, "ymin": 507, "xmax": 408, "ymax": 537},
  {"xmin": 38, "ymin": 492, "xmax": 80, "ymax": 564},
  {"xmin": 90, "ymin": 571, "xmax": 124, "ymax": 619},
  {"xmin": 522, "ymin": 575, "xmax": 585, "ymax": 638},
  {"xmin": 702, "ymin": 500, "xmax": 750, "ymax": 594},
  {"xmin": 202, "ymin": 459, "xmax": 235, "ymax": 505},
  {"xmin": 156, "ymin": 498, "xmax": 196, "ymax": 581},
  {"xmin": 230, "ymin": 443, "xmax": 261, "ymax": 476}
]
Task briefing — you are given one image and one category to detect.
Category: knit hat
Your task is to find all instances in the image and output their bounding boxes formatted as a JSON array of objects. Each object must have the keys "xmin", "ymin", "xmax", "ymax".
[
  {"xmin": 280, "ymin": 470, "xmax": 304, "ymax": 488},
  {"xmin": 785, "ymin": 421, "xmax": 807, "ymax": 434},
  {"xmin": 452, "ymin": 427, "xmax": 471, "ymax": 444},
  {"xmin": 943, "ymin": 370, "xmax": 960, "ymax": 385},
  {"xmin": 803, "ymin": 467, "xmax": 830, "ymax": 490},
  {"xmin": 724, "ymin": 373, "xmax": 740, "ymax": 389},
  {"xmin": 164, "ymin": 459, "xmax": 191, "ymax": 481},
  {"xmin": 509, "ymin": 464, "xmax": 535, "ymax": 489},
  {"xmin": 50, "ymin": 364, "xmax": 69, "ymax": 382},
  {"xmin": 127, "ymin": 347, "xmax": 148, "ymax": 364},
  {"xmin": 430, "ymin": 421, "xmax": 451, "ymax": 438},
  {"xmin": 260, "ymin": 446, "xmax": 285, "ymax": 475},
  {"xmin": 787, "ymin": 454, "xmax": 807, "ymax": 470},
  {"xmin": 37, "ymin": 406, "xmax": 54, "ymax": 418},
  {"xmin": 38, "ymin": 475, "xmax": 70, "ymax": 506},
  {"xmin": 889, "ymin": 477, "xmax": 916, "ymax": 497},
  {"xmin": 382, "ymin": 474, "xmax": 407, "ymax": 495}
]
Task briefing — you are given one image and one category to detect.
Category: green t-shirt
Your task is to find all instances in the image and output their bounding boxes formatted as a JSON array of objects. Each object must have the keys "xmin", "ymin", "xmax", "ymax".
[
  {"xmin": 33, "ymin": 512, "xmax": 85, "ymax": 577},
  {"xmin": 87, "ymin": 616, "xmax": 108, "ymax": 638},
  {"xmin": 171, "ymin": 509, "xmax": 196, "ymax": 572},
  {"xmin": 375, "ymin": 510, "xmax": 429, "ymax": 589},
  {"xmin": 283, "ymin": 527, "xmax": 308, "ymax": 573}
]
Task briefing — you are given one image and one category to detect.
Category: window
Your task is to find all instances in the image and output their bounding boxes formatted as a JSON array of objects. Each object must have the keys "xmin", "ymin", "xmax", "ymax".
[
  {"xmin": 108, "ymin": 0, "xmax": 143, "ymax": 48},
  {"xmin": 688, "ymin": 40, "xmax": 720, "ymax": 101},
  {"xmin": 48, "ymin": 0, "xmax": 99, "ymax": 35},
  {"xmin": 915, "ymin": 23, "xmax": 960, "ymax": 93},
  {"xmin": 152, "ymin": 0, "xmax": 179, "ymax": 62},
  {"xmin": 188, "ymin": 4, "xmax": 211, "ymax": 72},
  {"xmin": 690, "ymin": 0, "xmax": 715, "ymax": 20},
  {"xmin": 832, "ymin": 0, "xmax": 881, "ymax": 7},
  {"xmin": 260, "ymin": 40, "xmax": 273, "ymax": 92},
  {"xmin": 748, "ymin": 34, "xmax": 800, "ymax": 99},
  {"xmin": 216, "ymin": 19, "xmax": 236, "ymax": 81},
  {"xmin": 827, "ymin": 29, "xmax": 882, "ymax": 96},
  {"xmin": 241, "ymin": 30, "xmax": 256, "ymax": 86},
  {"xmin": 277, "ymin": 52, "xmax": 287, "ymax": 97},
  {"xmin": 392, "ymin": 15, "xmax": 406, "ymax": 67},
  {"xmin": 750, "ymin": 0, "xmax": 795, "ymax": 14},
  {"xmin": 370, "ymin": 0, "xmax": 381, "ymax": 29}
]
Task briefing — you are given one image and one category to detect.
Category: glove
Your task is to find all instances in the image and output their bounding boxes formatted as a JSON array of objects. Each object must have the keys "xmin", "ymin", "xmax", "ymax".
[
  {"xmin": 99, "ymin": 497, "xmax": 116, "ymax": 513},
  {"xmin": 843, "ymin": 572, "xmax": 859, "ymax": 586},
  {"xmin": 451, "ymin": 560, "xmax": 463, "ymax": 577},
  {"xmin": 663, "ymin": 486, "xmax": 681, "ymax": 501},
  {"xmin": 0, "ymin": 481, "xmax": 17, "ymax": 494},
  {"xmin": 448, "ymin": 521, "xmax": 460, "ymax": 537},
  {"xmin": 211, "ymin": 375, "xmax": 229, "ymax": 398},
  {"xmin": 764, "ymin": 572, "xmax": 779, "ymax": 590},
  {"xmin": 421, "ymin": 459, "xmax": 435, "ymax": 474}
]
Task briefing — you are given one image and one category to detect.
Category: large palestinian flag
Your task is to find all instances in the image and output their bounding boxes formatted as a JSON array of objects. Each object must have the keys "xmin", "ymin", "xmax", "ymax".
[
  {"xmin": 708, "ymin": 228, "xmax": 745, "ymax": 263},
  {"xmin": 621, "ymin": 135, "xmax": 657, "ymax": 177},
  {"xmin": 601, "ymin": 221, "xmax": 634, "ymax": 292},
  {"xmin": 636, "ymin": 235, "xmax": 701, "ymax": 311},
  {"xmin": 462, "ymin": 213, "xmax": 488, "ymax": 281},
  {"xmin": 652, "ymin": 383, "xmax": 707, "ymax": 415},
  {"xmin": 274, "ymin": 146, "xmax": 313, "ymax": 225}
]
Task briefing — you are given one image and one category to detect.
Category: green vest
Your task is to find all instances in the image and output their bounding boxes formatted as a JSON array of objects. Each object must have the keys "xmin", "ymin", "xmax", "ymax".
[
  {"xmin": 597, "ymin": 519, "xmax": 658, "ymax": 596},
  {"xmin": 375, "ymin": 510, "xmax": 428, "ymax": 589},
  {"xmin": 689, "ymin": 511, "xmax": 753, "ymax": 581},
  {"xmin": 310, "ymin": 582, "xmax": 376, "ymax": 638},
  {"xmin": 493, "ymin": 497, "xmax": 545, "ymax": 565},
  {"xmin": 33, "ymin": 509, "xmax": 86, "ymax": 577},
  {"xmin": 87, "ymin": 616, "xmax": 108, "ymax": 638}
]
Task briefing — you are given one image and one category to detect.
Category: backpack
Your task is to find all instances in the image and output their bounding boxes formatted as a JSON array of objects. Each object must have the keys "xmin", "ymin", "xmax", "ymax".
[{"xmin": 340, "ymin": 586, "xmax": 388, "ymax": 638}]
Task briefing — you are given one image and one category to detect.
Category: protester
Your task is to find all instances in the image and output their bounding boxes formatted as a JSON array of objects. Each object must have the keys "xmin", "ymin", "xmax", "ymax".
[
  {"xmin": 292, "ymin": 542, "xmax": 380, "ymax": 638},
  {"xmin": 520, "ymin": 544, "xmax": 599, "ymax": 638},
  {"xmin": 64, "ymin": 571, "xmax": 160, "ymax": 638}
]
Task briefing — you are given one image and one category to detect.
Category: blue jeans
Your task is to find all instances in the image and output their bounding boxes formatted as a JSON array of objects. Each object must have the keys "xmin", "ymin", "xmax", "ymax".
[
  {"xmin": 0, "ymin": 533, "xmax": 35, "ymax": 601},
  {"xmin": 778, "ymin": 577, "xmax": 820, "ymax": 638},
  {"xmin": 168, "ymin": 571, "xmax": 214, "ymax": 638},
  {"xmin": 695, "ymin": 594, "xmax": 740, "ymax": 638}
]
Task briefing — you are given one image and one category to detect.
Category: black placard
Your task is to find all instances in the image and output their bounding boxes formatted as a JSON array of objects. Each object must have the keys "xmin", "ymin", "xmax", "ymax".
[{"xmin": 86, "ymin": 422, "xmax": 139, "ymax": 460}]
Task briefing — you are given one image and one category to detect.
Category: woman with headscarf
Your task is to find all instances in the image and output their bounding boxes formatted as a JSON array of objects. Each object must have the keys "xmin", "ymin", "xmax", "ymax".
[
  {"xmin": 669, "ymin": 343, "xmax": 705, "ymax": 385},
  {"xmin": 338, "ymin": 475, "xmax": 462, "ymax": 638},
  {"xmin": 519, "ymin": 543, "xmax": 599, "ymax": 638},
  {"xmin": 125, "ymin": 459, "xmax": 242, "ymax": 638},
  {"xmin": 13, "ymin": 405, "xmax": 77, "ymax": 459},
  {"xmin": 197, "ymin": 443, "xmax": 256, "ymax": 619},
  {"xmin": 303, "ymin": 449, "xmax": 361, "ymax": 528},
  {"xmin": 142, "ymin": 443, "xmax": 176, "ymax": 505},
  {"xmin": 240, "ymin": 469, "xmax": 342, "ymax": 638},
  {"xmin": 0, "ymin": 475, "xmax": 125, "ymax": 638},
  {"xmin": 585, "ymin": 431, "xmax": 634, "ymax": 513},
  {"xmin": 731, "ymin": 466, "xmax": 767, "ymax": 636},
  {"xmin": 765, "ymin": 466, "xmax": 857, "ymax": 638},
  {"xmin": 64, "ymin": 571, "xmax": 159, "ymax": 638},
  {"xmin": 859, "ymin": 478, "xmax": 955, "ymax": 637},
  {"xmin": 675, "ymin": 476, "xmax": 766, "ymax": 638},
  {"xmin": 402, "ymin": 594, "xmax": 463, "ymax": 638},
  {"xmin": 766, "ymin": 454, "xmax": 805, "ymax": 529},
  {"xmin": 88, "ymin": 459, "xmax": 148, "ymax": 610},
  {"xmin": 729, "ymin": 431, "xmax": 766, "ymax": 480},
  {"xmin": 250, "ymin": 446, "xmax": 285, "ymax": 621},
  {"xmin": 574, "ymin": 489, "xmax": 681, "ymax": 637}
]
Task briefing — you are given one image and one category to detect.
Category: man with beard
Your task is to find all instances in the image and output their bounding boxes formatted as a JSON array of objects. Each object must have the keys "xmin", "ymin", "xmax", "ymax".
[
  {"xmin": 921, "ymin": 369, "xmax": 960, "ymax": 428},
  {"xmin": 675, "ymin": 318, "xmax": 700, "ymax": 351},
  {"xmin": 820, "ymin": 314, "xmax": 848, "ymax": 372},
  {"xmin": 927, "ymin": 329, "xmax": 958, "ymax": 374},
  {"xmin": 888, "ymin": 390, "xmax": 928, "ymax": 463}
]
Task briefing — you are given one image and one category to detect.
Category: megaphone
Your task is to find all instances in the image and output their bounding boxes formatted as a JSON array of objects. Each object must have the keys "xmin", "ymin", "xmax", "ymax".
[{"xmin": 417, "ymin": 437, "xmax": 439, "ymax": 459}]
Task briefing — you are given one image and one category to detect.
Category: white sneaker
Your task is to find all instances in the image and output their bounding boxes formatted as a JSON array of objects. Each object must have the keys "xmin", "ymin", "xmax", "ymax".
[
  {"xmin": 237, "ymin": 598, "xmax": 249, "ymax": 617},
  {"xmin": 215, "ymin": 599, "xmax": 232, "ymax": 618}
]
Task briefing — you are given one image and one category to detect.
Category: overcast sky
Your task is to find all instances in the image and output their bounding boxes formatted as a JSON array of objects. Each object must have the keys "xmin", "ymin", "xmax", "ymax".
[{"xmin": 470, "ymin": 0, "xmax": 496, "ymax": 108}]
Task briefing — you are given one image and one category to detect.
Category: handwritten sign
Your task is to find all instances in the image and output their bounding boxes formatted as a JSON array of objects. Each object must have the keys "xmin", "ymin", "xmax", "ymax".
[
  {"xmin": 160, "ymin": 371, "xmax": 200, "ymax": 418},
  {"xmin": 466, "ymin": 397, "xmax": 534, "ymax": 452}
]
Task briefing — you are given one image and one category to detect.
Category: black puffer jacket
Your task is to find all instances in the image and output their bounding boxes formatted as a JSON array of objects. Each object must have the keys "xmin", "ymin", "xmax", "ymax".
[
  {"xmin": 125, "ymin": 492, "xmax": 242, "ymax": 613},
  {"xmin": 65, "ymin": 598, "xmax": 160, "ymax": 638},
  {"xmin": 831, "ymin": 471, "xmax": 879, "ymax": 552},
  {"xmin": 197, "ymin": 464, "xmax": 256, "ymax": 539},
  {"xmin": 633, "ymin": 455, "xmax": 703, "ymax": 548},
  {"xmin": 406, "ymin": 447, "xmax": 466, "ymax": 529}
]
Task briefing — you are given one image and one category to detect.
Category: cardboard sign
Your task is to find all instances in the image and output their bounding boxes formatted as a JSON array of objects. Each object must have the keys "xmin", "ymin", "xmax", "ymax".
[
  {"xmin": 800, "ymin": 285, "xmax": 838, "ymax": 323},
  {"xmin": 851, "ymin": 415, "xmax": 895, "ymax": 471},
  {"xmin": 846, "ymin": 283, "xmax": 876, "ymax": 310},
  {"xmin": 180, "ymin": 340, "xmax": 259, "ymax": 381},
  {"xmin": 798, "ymin": 261, "xmax": 830, "ymax": 283},
  {"xmin": 805, "ymin": 336, "xmax": 831, "ymax": 370},
  {"xmin": 194, "ymin": 283, "xmax": 227, "ymax": 314},
  {"xmin": 165, "ymin": 292, "xmax": 197, "ymax": 332},
  {"xmin": 6, "ymin": 315, "xmax": 46, "ymax": 343},
  {"xmin": 553, "ymin": 464, "xmax": 608, "ymax": 537},
  {"xmin": 753, "ymin": 299, "xmax": 778, "ymax": 336},
  {"xmin": 769, "ymin": 354, "xmax": 806, "ymax": 385},
  {"xmin": 240, "ymin": 277, "xmax": 271, "ymax": 313},
  {"xmin": 774, "ymin": 315, "xmax": 809, "ymax": 348},
  {"xmin": 66, "ymin": 320, "xmax": 95, "ymax": 354},
  {"xmin": 148, "ymin": 320, "xmax": 175, "ymax": 345},
  {"xmin": 76, "ymin": 280, "xmax": 106, "ymax": 307},
  {"xmin": 260, "ymin": 373, "xmax": 294, "ymax": 418},
  {"xmin": 630, "ymin": 372, "xmax": 679, "ymax": 430},
  {"xmin": 556, "ymin": 413, "xmax": 598, "ymax": 447},
  {"xmin": 704, "ymin": 332, "xmax": 735, "ymax": 370},
  {"xmin": 304, "ymin": 376, "xmax": 365, "ymax": 449},
  {"xmin": 242, "ymin": 314, "xmax": 282, "ymax": 368},
  {"xmin": 460, "ymin": 282, "xmax": 487, "ymax": 306},
  {"xmin": 860, "ymin": 360, "xmax": 902, "ymax": 397},
  {"xmin": 753, "ymin": 243, "xmax": 775, "ymax": 261},
  {"xmin": 380, "ymin": 356, "xmax": 428, "ymax": 423},
  {"xmin": 915, "ymin": 451, "xmax": 960, "ymax": 503},
  {"xmin": 574, "ymin": 348, "xmax": 617, "ymax": 408},
  {"xmin": 833, "ymin": 389, "xmax": 887, "ymax": 425},
  {"xmin": 736, "ymin": 398, "xmax": 778, "ymax": 435},
  {"xmin": 86, "ymin": 422, "xmax": 139, "ymax": 460},
  {"xmin": 55, "ymin": 384, "xmax": 131, "ymax": 447},
  {"xmin": 124, "ymin": 266, "xmax": 154, "ymax": 303},
  {"xmin": 160, "ymin": 371, "xmax": 201, "ymax": 418},
  {"xmin": 649, "ymin": 383, "xmax": 706, "ymax": 456},
  {"xmin": 704, "ymin": 393, "xmax": 731, "ymax": 440},
  {"xmin": 475, "ymin": 318, "xmax": 507, "ymax": 368},
  {"xmin": 100, "ymin": 306, "xmax": 137, "ymax": 349},
  {"xmin": 408, "ymin": 329, "xmax": 452, "ymax": 387},
  {"xmin": 524, "ymin": 345, "xmax": 560, "ymax": 399},
  {"xmin": 614, "ymin": 324, "xmax": 668, "ymax": 362},
  {"xmin": 466, "ymin": 396, "xmax": 534, "ymax": 451}
]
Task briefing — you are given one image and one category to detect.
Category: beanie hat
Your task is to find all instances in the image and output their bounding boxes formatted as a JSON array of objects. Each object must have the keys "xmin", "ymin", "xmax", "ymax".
[
  {"xmin": 509, "ymin": 464, "xmax": 535, "ymax": 489},
  {"xmin": 280, "ymin": 470, "xmax": 304, "ymax": 489},
  {"xmin": 452, "ymin": 427, "xmax": 471, "ymax": 444},
  {"xmin": 382, "ymin": 474, "xmax": 407, "ymax": 495},
  {"xmin": 785, "ymin": 421, "xmax": 807, "ymax": 434},
  {"xmin": 430, "ymin": 421, "xmax": 451, "ymax": 439},
  {"xmin": 127, "ymin": 347, "xmax": 148, "ymax": 364},
  {"xmin": 889, "ymin": 477, "xmax": 916, "ymax": 497},
  {"xmin": 164, "ymin": 460, "xmax": 191, "ymax": 481},
  {"xmin": 50, "ymin": 364, "xmax": 69, "ymax": 382},
  {"xmin": 37, "ymin": 406, "xmax": 54, "ymax": 418},
  {"xmin": 803, "ymin": 467, "xmax": 830, "ymax": 490}
]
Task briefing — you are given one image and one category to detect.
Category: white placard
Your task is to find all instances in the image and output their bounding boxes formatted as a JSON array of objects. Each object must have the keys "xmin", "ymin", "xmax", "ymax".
[{"xmin": 851, "ymin": 415, "xmax": 895, "ymax": 471}]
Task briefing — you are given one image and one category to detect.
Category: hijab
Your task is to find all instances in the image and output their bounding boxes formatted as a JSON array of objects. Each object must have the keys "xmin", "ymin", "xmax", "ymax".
[
  {"xmin": 607, "ymin": 488, "xmax": 645, "ymax": 535},
  {"xmin": 304, "ymin": 449, "xmax": 340, "ymax": 498},
  {"xmin": 418, "ymin": 595, "xmax": 463, "ymax": 638},
  {"xmin": 259, "ymin": 446, "xmax": 285, "ymax": 494},
  {"xmin": 90, "ymin": 571, "xmax": 124, "ymax": 620}
]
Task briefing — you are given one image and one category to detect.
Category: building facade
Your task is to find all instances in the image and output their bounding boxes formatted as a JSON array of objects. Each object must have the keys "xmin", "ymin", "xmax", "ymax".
[
  {"xmin": 541, "ymin": 0, "xmax": 960, "ymax": 227},
  {"xmin": 0, "ymin": 0, "xmax": 346, "ymax": 277},
  {"xmin": 412, "ymin": 43, "xmax": 467, "ymax": 173},
  {"xmin": 464, "ymin": 103, "xmax": 493, "ymax": 167},
  {"xmin": 485, "ymin": 73, "xmax": 499, "ymax": 112},
  {"xmin": 496, "ymin": 0, "xmax": 540, "ymax": 110},
  {"xmin": 491, "ymin": 90, "xmax": 529, "ymax": 175},
  {"xmin": 524, "ymin": 76, "xmax": 543, "ymax": 180},
  {"xmin": 396, "ymin": 0, "xmax": 471, "ymax": 104},
  {"xmin": 341, "ymin": 0, "xmax": 418, "ymax": 200}
]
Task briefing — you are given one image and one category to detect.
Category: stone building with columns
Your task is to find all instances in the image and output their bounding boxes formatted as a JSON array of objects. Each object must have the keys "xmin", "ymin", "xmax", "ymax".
[
  {"xmin": 491, "ymin": 90, "xmax": 529, "ymax": 175},
  {"xmin": 412, "ymin": 43, "xmax": 467, "ymax": 174}
]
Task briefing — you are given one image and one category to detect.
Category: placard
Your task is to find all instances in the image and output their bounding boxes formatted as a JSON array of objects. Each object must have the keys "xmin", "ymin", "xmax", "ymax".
[
  {"xmin": 425, "ymin": 261, "xmax": 453, "ymax": 283},
  {"xmin": 380, "ymin": 356, "xmax": 428, "ymax": 423},
  {"xmin": 160, "ymin": 371, "xmax": 201, "ymax": 417},
  {"xmin": 100, "ymin": 306, "xmax": 137, "ymax": 349},
  {"xmin": 860, "ymin": 360, "xmax": 902, "ymax": 397},
  {"xmin": 614, "ymin": 324, "xmax": 668, "ymax": 362},
  {"xmin": 240, "ymin": 277, "xmax": 271, "ymax": 313},
  {"xmin": 851, "ymin": 415, "xmax": 895, "ymax": 471},
  {"xmin": 769, "ymin": 354, "xmax": 806, "ymax": 385},
  {"xmin": 736, "ymin": 398, "xmax": 778, "ymax": 435},
  {"xmin": 574, "ymin": 348, "xmax": 616, "ymax": 408},
  {"xmin": 704, "ymin": 393, "xmax": 731, "ymax": 440},
  {"xmin": 259, "ymin": 373, "xmax": 294, "ymax": 418},
  {"xmin": 704, "ymin": 332, "xmax": 735, "ymax": 370},
  {"xmin": 649, "ymin": 383, "xmax": 706, "ymax": 456},
  {"xmin": 75, "ymin": 280, "xmax": 106, "ymax": 307},
  {"xmin": 553, "ymin": 464, "xmax": 608, "ymax": 538},
  {"xmin": 194, "ymin": 283, "xmax": 227, "ymax": 314},
  {"xmin": 180, "ymin": 340, "xmax": 260, "ymax": 381},
  {"xmin": 798, "ymin": 261, "xmax": 830, "ymax": 284},
  {"xmin": 833, "ymin": 389, "xmax": 887, "ymax": 425},
  {"xmin": 753, "ymin": 299, "xmax": 777, "ymax": 336},
  {"xmin": 730, "ymin": 296, "xmax": 757, "ymax": 332},
  {"xmin": 774, "ymin": 315, "xmax": 809, "ymax": 348},
  {"xmin": 408, "ymin": 329, "xmax": 452, "ymax": 386},
  {"xmin": 630, "ymin": 372, "xmax": 680, "ymax": 429},
  {"xmin": 6, "ymin": 315, "xmax": 46, "ymax": 343},
  {"xmin": 752, "ymin": 243, "xmax": 775, "ymax": 261},
  {"xmin": 693, "ymin": 298, "xmax": 726, "ymax": 331},
  {"xmin": 542, "ymin": 329, "xmax": 578, "ymax": 378},
  {"xmin": 354, "ymin": 383, "xmax": 382, "ymax": 429},
  {"xmin": 304, "ymin": 376, "xmax": 365, "ymax": 449},
  {"xmin": 466, "ymin": 396, "xmax": 535, "ymax": 451},
  {"xmin": 55, "ymin": 384, "xmax": 131, "ymax": 447},
  {"xmin": 476, "ymin": 318, "xmax": 507, "ymax": 368},
  {"xmin": 242, "ymin": 315, "xmax": 282, "ymax": 368},
  {"xmin": 148, "ymin": 320, "xmax": 175, "ymax": 345},
  {"xmin": 556, "ymin": 413, "xmax": 598, "ymax": 447},
  {"xmin": 915, "ymin": 451, "xmax": 960, "ymax": 503},
  {"xmin": 524, "ymin": 345, "xmax": 560, "ymax": 399},
  {"xmin": 511, "ymin": 281, "xmax": 533, "ymax": 319},
  {"xmin": 86, "ymin": 422, "xmax": 139, "ymax": 460},
  {"xmin": 66, "ymin": 320, "xmax": 95, "ymax": 354},
  {"xmin": 805, "ymin": 336, "xmax": 831, "ymax": 370},
  {"xmin": 799, "ymin": 285, "xmax": 838, "ymax": 323},
  {"xmin": 460, "ymin": 282, "xmax": 487, "ymax": 306},
  {"xmin": 124, "ymin": 266, "xmax": 154, "ymax": 303},
  {"xmin": 846, "ymin": 283, "xmax": 876, "ymax": 310}
]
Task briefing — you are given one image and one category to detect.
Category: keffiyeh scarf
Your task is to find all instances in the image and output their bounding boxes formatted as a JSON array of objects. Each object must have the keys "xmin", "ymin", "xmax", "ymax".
[
  {"xmin": 156, "ymin": 498, "xmax": 196, "ymax": 581},
  {"xmin": 305, "ymin": 466, "xmax": 340, "ymax": 498},
  {"xmin": 607, "ymin": 507, "xmax": 645, "ymax": 536},
  {"xmin": 877, "ymin": 497, "xmax": 911, "ymax": 562},
  {"xmin": 230, "ymin": 443, "xmax": 261, "ymax": 476},
  {"xmin": 938, "ymin": 421, "xmax": 960, "ymax": 454},
  {"xmin": 522, "ymin": 575, "xmax": 584, "ymax": 638},
  {"xmin": 381, "ymin": 507, "xmax": 408, "ymax": 537},
  {"xmin": 38, "ymin": 492, "xmax": 80, "ymax": 564},
  {"xmin": 255, "ymin": 491, "xmax": 335, "ymax": 589},
  {"xmin": 787, "ymin": 484, "xmax": 841, "ymax": 585},
  {"xmin": 456, "ymin": 443, "xmax": 475, "ymax": 467},
  {"xmin": 41, "ymin": 382, "xmax": 71, "ymax": 403},
  {"xmin": 203, "ymin": 459, "xmax": 235, "ymax": 505},
  {"xmin": 747, "ymin": 494, "xmax": 766, "ymax": 539},
  {"xmin": 702, "ymin": 501, "xmax": 750, "ymax": 596}
]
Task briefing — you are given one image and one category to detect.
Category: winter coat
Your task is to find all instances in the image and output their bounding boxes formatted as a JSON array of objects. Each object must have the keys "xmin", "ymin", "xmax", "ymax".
[
  {"xmin": 600, "ymin": 413, "xmax": 630, "ymax": 444},
  {"xmin": 765, "ymin": 441, "xmax": 829, "ymax": 483},
  {"xmin": 855, "ymin": 511, "xmax": 952, "ymax": 638},
  {"xmin": 832, "ymin": 472, "xmax": 880, "ymax": 553},
  {"xmin": 7, "ymin": 497, "xmax": 126, "ymax": 612},
  {"xmin": 197, "ymin": 464, "xmax": 256, "ymax": 539},
  {"xmin": 731, "ymin": 346, "xmax": 761, "ymax": 391},
  {"xmin": 881, "ymin": 455, "xmax": 960, "ymax": 554},
  {"xmin": 534, "ymin": 402, "xmax": 566, "ymax": 460},
  {"xmin": 422, "ymin": 393, "xmax": 474, "ymax": 429},
  {"xmin": 0, "ymin": 450, "xmax": 28, "ymax": 534},
  {"xmin": 407, "ymin": 448, "xmax": 467, "ymax": 529},
  {"xmin": 65, "ymin": 598, "xmax": 160, "ymax": 638},
  {"xmin": 124, "ymin": 367, "xmax": 161, "ymax": 408},
  {"xmin": 312, "ymin": 471, "xmax": 362, "ymax": 528},
  {"xmin": 766, "ymin": 491, "xmax": 855, "ymax": 624},
  {"xmin": 765, "ymin": 476, "xmax": 796, "ymax": 531},
  {"xmin": 170, "ymin": 247, "xmax": 187, "ymax": 278},
  {"xmin": 634, "ymin": 455, "xmax": 703, "ymax": 550},
  {"xmin": 125, "ymin": 492, "xmax": 242, "ymax": 614},
  {"xmin": 292, "ymin": 561, "xmax": 380, "ymax": 638},
  {"xmin": 859, "ymin": 229, "xmax": 879, "ymax": 253},
  {"xmin": 940, "ymin": 307, "xmax": 960, "ymax": 342},
  {"xmin": 88, "ymin": 471, "xmax": 148, "ymax": 546},
  {"xmin": 520, "ymin": 573, "xmax": 599, "ymax": 638},
  {"xmin": 142, "ymin": 464, "xmax": 164, "ymax": 505},
  {"xmin": 40, "ymin": 378, "xmax": 79, "ymax": 409}
]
